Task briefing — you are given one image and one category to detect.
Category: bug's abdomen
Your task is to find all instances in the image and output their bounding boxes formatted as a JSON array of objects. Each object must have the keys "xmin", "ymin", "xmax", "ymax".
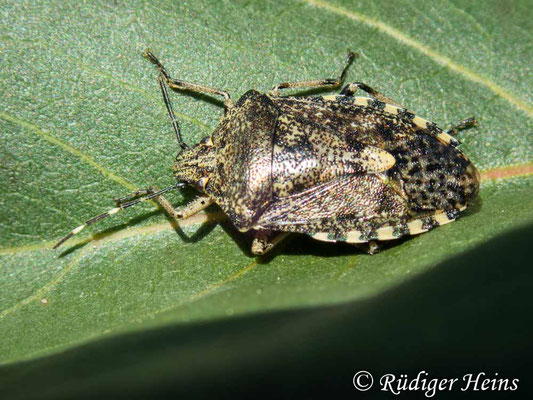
[{"xmin": 390, "ymin": 134, "xmax": 480, "ymax": 211}]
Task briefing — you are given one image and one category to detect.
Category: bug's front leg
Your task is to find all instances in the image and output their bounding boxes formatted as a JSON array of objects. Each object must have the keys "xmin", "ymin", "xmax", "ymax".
[
  {"xmin": 340, "ymin": 82, "xmax": 402, "ymax": 107},
  {"xmin": 169, "ymin": 195, "xmax": 213, "ymax": 219},
  {"xmin": 251, "ymin": 230, "xmax": 290, "ymax": 256},
  {"xmin": 114, "ymin": 187, "xmax": 213, "ymax": 220},
  {"xmin": 144, "ymin": 49, "xmax": 234, "ymax": 150},
  {"xmin": 144, "ymin": 50, "xmax": 234, "ymax": 110}
]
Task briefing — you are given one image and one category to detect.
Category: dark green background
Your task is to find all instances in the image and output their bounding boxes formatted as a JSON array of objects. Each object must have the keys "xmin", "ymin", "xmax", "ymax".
[{"xmin": 1, "ymin": 0, "xmax": 532, "ymax": 398}]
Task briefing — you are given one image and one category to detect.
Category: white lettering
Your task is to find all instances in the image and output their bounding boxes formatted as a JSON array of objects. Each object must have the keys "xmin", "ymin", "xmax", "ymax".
[{"xmin": 380, "ymin": 374, "xmax": 399, "ymax": 395}]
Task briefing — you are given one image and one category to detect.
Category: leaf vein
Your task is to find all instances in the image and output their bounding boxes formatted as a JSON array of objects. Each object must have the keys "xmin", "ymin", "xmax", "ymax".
[
  {"xmin": 0, "ymin": 166, "xmax": 531, "ymax": 256},
  {"xmin": 301, "ymin": 0, "xmax": 532, "ymax": 116},
  {"xmin": 0, "ymin": 111, "xmax": 137, "ymax": 191},
  {"xmin": 0, "ymin": 248, "xmax": 89, "ymax": 319}
]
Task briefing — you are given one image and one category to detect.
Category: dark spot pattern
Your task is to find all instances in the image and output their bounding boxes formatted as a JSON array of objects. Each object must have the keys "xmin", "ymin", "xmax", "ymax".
[{"xmin": 173, "ymin": 91, "xmax": 479, "ymax": 243}]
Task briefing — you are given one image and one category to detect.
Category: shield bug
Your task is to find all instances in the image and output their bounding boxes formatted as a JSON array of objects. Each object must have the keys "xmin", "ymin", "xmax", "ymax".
[{"xmin": 54, "ymin": 50, "xmax": 480, "ymax": 254}]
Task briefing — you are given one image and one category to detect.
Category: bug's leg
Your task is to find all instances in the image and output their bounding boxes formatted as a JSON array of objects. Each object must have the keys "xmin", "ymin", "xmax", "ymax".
[
  {"xmin": 144, "ymin": 49, "xmax": 234, "ymax": 113},
  {"xmin": 353, "ymin": 240, "xmax": 382, "ymax": 255},
  {"xmin": 251, "ymin": 231, "xmax": 290, "ymax": 256},
  {"xmin": 162, "ymin": 194, "xmax": 213, "ymax": 219},
  {"xmin": 446, "ymin": 117, "xmax": 478, "ymax": 136},
  {"xmin": 269, "ymin": 51, "xmax": 357, "ymax": 97},
  {"xmin": 367, "ymin": 240, "xmax": 381, "ymax": 255},
  {"xmin": 340, "ymin": 82, "xmax": 401, "ymax": 107},
  {"xmin": 114, "ymin": 186, "xmax": 213, "ymax": 220}
]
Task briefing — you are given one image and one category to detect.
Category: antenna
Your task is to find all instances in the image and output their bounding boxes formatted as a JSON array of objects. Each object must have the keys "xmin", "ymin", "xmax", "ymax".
[{"xmin": 53, "ymin": 183, "xmax": 185, "ymax": 249}]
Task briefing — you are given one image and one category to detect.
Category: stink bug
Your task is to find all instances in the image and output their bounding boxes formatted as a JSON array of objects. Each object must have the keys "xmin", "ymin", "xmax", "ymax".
[{"xmin": 54, "ymin": 50, "xmax": 480, "ymax": 255}]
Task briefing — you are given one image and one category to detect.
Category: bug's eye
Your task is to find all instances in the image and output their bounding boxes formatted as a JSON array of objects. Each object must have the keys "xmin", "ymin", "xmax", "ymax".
[
  {"xmin": 200, "ymin": 136, "xmax": 214, "ymax": 146},
  {"xmin": 196, "ymin": 176, "xmax": 210, "ymax": 190}
]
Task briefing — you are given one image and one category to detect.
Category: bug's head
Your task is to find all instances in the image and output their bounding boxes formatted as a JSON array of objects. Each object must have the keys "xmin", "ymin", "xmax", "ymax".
[{"xmin": 173, "ymin": 135, "xmax": 216, "ymax": 191}]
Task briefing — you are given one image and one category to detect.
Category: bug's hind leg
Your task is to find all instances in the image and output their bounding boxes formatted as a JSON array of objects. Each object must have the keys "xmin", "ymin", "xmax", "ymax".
[
  {"xmin": 446, "ymin": 117, "xmax": 478, "ymax": 136},
  {"xmin": 340, "ymin": 82, "xmax": 402, "ymax": 107},
  {"xmin": 269, "ymin": 51, "xmax": 357, "ymax": 97},
  {"xmin": 251, "ymin": 230, "xmax": 290, "ymax": 256}
]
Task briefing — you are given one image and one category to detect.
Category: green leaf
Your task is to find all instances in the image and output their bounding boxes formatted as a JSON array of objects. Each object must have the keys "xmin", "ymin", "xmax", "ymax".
[{"xmin": 1, "ymin": 0, "xmax": 532, "ymax": 395}]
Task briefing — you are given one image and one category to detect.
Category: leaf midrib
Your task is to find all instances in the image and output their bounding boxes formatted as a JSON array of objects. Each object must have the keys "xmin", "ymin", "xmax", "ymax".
[
  {"xmin": 1, "ymin": 165, "xmax": 532, "ymax": 256},
  {"xmin": 301, "ymin": 0, "xmax": 532, "ymax": 116}
]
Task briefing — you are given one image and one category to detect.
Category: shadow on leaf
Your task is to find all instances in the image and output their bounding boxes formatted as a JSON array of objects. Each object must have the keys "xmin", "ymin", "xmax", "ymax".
[{"xmin": 3, "ymin": 223, "xmax": 531, "ymax": 399}]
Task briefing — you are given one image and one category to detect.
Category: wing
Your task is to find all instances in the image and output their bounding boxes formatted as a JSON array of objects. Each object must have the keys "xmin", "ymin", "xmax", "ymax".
[
  {"xmin": 272, "ymin": 113, "xmax": 396, "ymax": 197},
  {"xmin": 270, "ymin": 95, "xmax": 476, "ymax": 212},
  {"xmin": 255, "ymin": 174, "xmax": 409, "ymax": 235}
]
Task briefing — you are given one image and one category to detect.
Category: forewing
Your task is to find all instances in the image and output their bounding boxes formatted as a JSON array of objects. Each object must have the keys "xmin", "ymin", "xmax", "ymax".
[
  {"xmin": 255, "ymin": 174, "xmax": 408, "ymax": 233},
  {"xmin": 273, "ymin": 114, "xmax": 395, "ymax": 197}
]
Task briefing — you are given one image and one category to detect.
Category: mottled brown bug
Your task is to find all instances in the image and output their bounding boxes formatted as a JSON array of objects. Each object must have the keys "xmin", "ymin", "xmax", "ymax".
[{"xmin": 54, "ymin": 50, "xmax": 480, "ymax": 255}]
